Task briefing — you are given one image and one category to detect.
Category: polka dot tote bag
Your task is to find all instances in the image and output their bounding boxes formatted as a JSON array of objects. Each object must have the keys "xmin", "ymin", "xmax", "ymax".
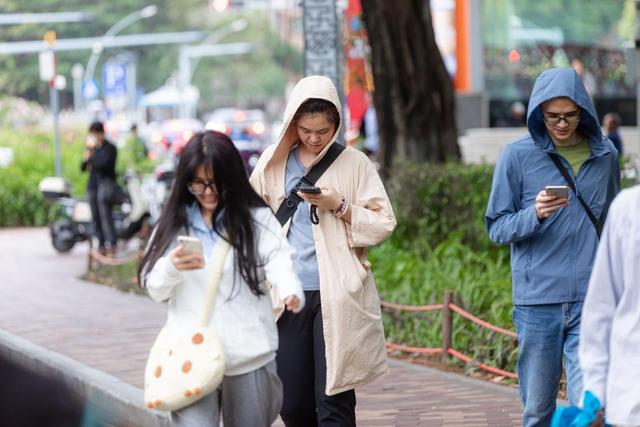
[{"xmin": 144, "ymin": 239, "xmax": 230, "ymax": 412}]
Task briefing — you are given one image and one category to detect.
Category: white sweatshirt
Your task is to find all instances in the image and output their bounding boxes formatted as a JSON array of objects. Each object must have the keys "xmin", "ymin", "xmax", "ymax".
[
  {"xmin": 146, "ymin": 207, "xmax": 304, "ymax": 376},
  {"xmin": 579, "ymin": 186, "xmax": 640, "ymax": 426}
]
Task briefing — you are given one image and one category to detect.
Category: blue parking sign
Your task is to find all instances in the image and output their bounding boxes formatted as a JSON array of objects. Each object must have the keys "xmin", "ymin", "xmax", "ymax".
[{"xmin": 102, "ymin": 62, "xmax": 127, "ymax": 97}]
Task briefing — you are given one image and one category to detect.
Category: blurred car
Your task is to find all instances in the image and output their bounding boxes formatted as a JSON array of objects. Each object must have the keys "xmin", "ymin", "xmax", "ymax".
[
  {"xmin": 205, "ymin": 108, "xmax": 270, "ymax": 172},
  {"xmin": 148, "ymin": 118, "xmax": 204, "ymax": 155}
]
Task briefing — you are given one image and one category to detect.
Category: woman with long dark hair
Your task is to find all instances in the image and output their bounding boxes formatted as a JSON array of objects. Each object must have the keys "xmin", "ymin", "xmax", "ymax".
[{"xmin": 139, "ymin": 130, "xmax": 304, "ymax": 426}]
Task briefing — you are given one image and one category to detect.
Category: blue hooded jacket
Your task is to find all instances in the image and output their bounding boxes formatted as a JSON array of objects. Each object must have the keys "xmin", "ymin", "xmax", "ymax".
[{"xmin": 485, "ymin": 68, "xmax": 620, "ymax": 305}]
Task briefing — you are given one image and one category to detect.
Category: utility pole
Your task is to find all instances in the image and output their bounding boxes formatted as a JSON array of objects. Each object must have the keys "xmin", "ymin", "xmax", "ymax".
[
  {"xmin": 302, "ymin": 0, "xmax": 340, "ymax": 89},
  {"xmin": 40, "ymin": 31, "xmax": 62, "ymax": 177},
  {"xmin": 302, "ymin": 0, "xmax": 344, "ymax": 141}
]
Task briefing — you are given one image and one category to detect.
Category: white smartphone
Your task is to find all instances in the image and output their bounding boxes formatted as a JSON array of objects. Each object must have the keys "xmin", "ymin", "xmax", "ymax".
[
  {"xmin": 177, "ymin": 235, "xmax": 203, "ymax": 256},
  {"xmin": 545, "ymin": 185, "xmax": 570, "ymax": 198}
]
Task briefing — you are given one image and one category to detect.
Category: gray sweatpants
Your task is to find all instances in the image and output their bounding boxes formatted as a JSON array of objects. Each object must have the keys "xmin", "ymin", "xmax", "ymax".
[{"xmin": 171, "ymin": 360, "xmax": 282, "ymax": 427}]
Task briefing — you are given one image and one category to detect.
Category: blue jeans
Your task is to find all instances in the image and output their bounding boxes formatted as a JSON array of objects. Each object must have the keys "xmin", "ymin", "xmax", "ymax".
[{"xmin": 513, "ymin": 303, "xmax": 583, "ymax": 427}]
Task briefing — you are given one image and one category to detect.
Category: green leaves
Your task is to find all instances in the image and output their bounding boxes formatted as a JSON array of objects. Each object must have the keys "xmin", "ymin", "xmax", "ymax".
[
  {"xmin": 373, "ymin": 161, "xmax": 517, "ymax": 372},
  {"xmin": 0, "ymin": 128, "xmax": 87, "ymax": 226}
]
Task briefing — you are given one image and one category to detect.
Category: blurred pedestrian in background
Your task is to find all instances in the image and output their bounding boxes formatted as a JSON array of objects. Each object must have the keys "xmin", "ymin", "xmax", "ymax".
[
  {"xmin": 139, "ymin": 130, "xmax": 303, "ymax": 427},
  {"xmin": 250, "ymin": 75, "xmax": 396, "ymax": 427},
  {"xmin": 508, "ymin": 101, "xmax": 527, "ymax": 126},
  {"xmin": 602, "ymin": 112, "xmax": 624, "ymax": 156},
  {"xmin": 496, "ymin": 101, "xmax": 527, "ymax": 127},
  {"xmin": 81, "ymin": 121, "xmax": 119, "ymax": 256},
  {"xmin": 120, "ymin": 123, "xmax": 152, "ymax": 175},
  {"xmin": 572, "ymin": 58, "xmax": 597, "ymax": 98},
  {"xmin": 362, "ymin": 92, "xmax": 379, "ymax": 159}
]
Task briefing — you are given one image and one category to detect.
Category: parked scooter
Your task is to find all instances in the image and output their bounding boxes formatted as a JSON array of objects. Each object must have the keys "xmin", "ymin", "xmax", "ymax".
[
  {"xmin": 39, "ymin": 172, "xmax": 151, "ymax": 253},
  {"xmin": 141, "ymin": 160, "xmax": 175, "ymax": 225}
]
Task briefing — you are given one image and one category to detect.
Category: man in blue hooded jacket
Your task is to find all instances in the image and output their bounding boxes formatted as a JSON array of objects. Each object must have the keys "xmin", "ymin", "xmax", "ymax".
[{"xmin": 485, "ymin": 68, "xmax": 620, "ymax": 427}]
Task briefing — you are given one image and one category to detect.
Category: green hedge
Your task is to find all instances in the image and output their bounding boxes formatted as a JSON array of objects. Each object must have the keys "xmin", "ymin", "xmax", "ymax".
[
  {"xmin": 372, "ymin": 161, "xmax": 517, "ymax": 372},
  {"xmin": 384, "ymin": 161, "xmax": 496, "ymax": 249},
  {"xmin": 0, "ymin": 129, "xmax": 87, "ymax": 226}
]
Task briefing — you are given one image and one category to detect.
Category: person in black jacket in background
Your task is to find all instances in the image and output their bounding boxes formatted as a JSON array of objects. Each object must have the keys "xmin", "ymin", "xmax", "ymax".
[{"xmin": 81, "ymin": 121, "xmax": 118, "ymax": 256}]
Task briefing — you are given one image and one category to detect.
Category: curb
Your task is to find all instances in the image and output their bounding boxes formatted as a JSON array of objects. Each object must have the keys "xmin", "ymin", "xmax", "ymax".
[{"xmin": 0, "ymin": 328, "xmax": 170, "ymax": 427}]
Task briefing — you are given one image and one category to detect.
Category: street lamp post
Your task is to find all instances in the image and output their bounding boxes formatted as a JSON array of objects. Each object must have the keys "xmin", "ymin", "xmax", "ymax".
[
  {"xmin": 186, "ymin": 18, "xmax": 248, "ymax": 83},
  {"xmin": 178, "ymin": 18, "xmax": 248, "ymax": 118},
  {"xmin": 82, "ymin": 5, "xmax": 157, "ymax": 107}
]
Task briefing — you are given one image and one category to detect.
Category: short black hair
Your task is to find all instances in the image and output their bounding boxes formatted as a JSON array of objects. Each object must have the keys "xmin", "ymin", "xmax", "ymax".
[{"xmin": 89, "ymin": 121, "xmax": 104, "ymax": 134}]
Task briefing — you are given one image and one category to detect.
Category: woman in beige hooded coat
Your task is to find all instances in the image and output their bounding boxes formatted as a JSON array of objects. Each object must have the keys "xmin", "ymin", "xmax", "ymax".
[{"xmin": 250, "ymin": 76, "xmax": 396, "ymax": 426}]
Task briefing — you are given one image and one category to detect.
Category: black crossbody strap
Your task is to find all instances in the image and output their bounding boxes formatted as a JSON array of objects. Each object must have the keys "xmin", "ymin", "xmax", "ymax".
[
  {"xmin": 547, "ymin": 153, "xmax": 604, "ymax": 238},
  {"xmin": 275, "ymin": 143, "xmax": 345, "ymax": 226}
]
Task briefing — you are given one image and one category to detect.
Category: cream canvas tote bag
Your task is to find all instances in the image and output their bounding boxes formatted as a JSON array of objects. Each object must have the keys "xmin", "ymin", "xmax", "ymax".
[{"xmin": 144, "ymin": 239, "xmax": 231, "ymax": 411}]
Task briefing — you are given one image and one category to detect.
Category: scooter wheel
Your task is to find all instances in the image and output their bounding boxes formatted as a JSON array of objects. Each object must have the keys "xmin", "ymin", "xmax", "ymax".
[{"xmin": 51, "ymin": 220, "xmax": 76, "ymax": 253}]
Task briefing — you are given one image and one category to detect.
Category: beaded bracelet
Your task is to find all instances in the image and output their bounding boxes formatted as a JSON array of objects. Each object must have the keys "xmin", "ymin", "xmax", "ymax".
[{"xmin": 332, "ymin": 195, "xmax": 348, "ymax": 218}]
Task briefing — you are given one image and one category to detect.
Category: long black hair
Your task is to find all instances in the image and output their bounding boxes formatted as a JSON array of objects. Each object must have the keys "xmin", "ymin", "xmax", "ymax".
[{"xmin": 138, "ymin": 130, "xmax": 268, "ymax": 296}]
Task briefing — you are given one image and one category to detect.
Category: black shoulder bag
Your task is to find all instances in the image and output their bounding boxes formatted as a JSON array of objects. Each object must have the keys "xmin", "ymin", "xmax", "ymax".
[
  {"xmin": 275, "ymin": 143, "xmax": 345, "ymax": 226},
  {"xmin": 547, "ymin": 153, "xmax": 605, "ymax": 238}
]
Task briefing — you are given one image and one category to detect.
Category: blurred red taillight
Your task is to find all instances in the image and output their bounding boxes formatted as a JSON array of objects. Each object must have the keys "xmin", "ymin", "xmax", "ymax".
[{"xmin": 251, "ymin": 121, "xmax": 265, "ymax": 135}]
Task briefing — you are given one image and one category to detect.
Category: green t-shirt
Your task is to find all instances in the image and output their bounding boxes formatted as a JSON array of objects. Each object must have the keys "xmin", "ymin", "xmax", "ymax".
[{"xmin": 554, "ymin": 139, "xmax": 591, "ymax": 176}]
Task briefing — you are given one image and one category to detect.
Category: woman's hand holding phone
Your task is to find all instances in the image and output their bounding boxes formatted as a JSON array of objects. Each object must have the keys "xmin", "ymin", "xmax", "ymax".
[
  {"xmin": 297, "ymin": 186, "xmax": 342, "ymax": 211},
  {"xmin": 283, "ymin": 295, "xmax": 302, "ymax": 313},
  {"xmin": 170, "ymin": 237, "xmax": 205, "ymax": 270}
]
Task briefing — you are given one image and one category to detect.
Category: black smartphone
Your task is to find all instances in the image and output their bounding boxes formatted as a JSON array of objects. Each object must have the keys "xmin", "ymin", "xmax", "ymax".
[{"xmin": 298, "ymin": 185, "xmax": 322, "ymax": 194}]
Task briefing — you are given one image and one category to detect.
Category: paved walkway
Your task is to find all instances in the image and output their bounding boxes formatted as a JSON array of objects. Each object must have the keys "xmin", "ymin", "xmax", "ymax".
[{"xmin": 0, "ymin": 228, "xmax": 523, "ymax": 426}]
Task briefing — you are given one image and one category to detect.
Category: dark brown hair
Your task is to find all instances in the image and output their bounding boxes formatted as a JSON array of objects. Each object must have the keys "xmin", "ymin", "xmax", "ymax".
[{"xmin": 292, "ymin": 98, "xmax": 340, "ymax": 129}]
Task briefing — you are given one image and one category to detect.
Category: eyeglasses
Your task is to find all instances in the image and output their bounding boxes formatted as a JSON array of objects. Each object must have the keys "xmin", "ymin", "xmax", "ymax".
[
  {"xmin": 188, "ymin": 179, "xmax": 217, "ymax": 195},
  {"xmin": 542, "ymin": 110, "xmax": 581, "ymax": 126}
]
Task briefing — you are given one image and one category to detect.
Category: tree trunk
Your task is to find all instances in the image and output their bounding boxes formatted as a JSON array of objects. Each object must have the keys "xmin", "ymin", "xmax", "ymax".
[{"xmin": 361, "ymin": 0, "xmax": 460, "ymax": 169}]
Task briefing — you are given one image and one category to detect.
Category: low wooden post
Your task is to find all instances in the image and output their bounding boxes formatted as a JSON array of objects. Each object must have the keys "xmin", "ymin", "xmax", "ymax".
[
  {"xmin": 441, "ymin": 290, "xmax": 453, "ymax": 362},
  {"xmin": 87, "ymin": 239, "xmax": 94, "ymax": 272}
]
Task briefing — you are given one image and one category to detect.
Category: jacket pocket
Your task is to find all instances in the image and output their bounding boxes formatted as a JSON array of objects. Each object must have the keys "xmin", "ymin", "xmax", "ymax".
[{"xmin": 354, "ymin": 256, "xmax": 370, "ymax": 282}]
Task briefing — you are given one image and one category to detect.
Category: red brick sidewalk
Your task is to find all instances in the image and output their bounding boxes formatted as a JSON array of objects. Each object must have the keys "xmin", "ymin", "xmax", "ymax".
[{"xmin": 0, "ymin": 228, "xmax": 523, "ymax": 426}]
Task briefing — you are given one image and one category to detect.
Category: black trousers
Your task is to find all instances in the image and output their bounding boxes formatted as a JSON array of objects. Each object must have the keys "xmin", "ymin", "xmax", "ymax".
[
  {"xmin": 88, "ymin": 187, "xmax": 116, "ymax": 248},
  {"xmin": 277, "ymin": 290, "xmax": 356, "ymax": 427}
]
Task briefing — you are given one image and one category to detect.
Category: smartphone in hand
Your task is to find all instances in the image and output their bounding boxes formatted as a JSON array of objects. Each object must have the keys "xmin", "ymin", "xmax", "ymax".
[
  {"xmin": 298, "ymin": 185, "xmax": 322, "ymax": 194},
  {"xmin": 177, "ymin": 235, "xmax": 203, "ymax": 256},
  {"xmin": 545, "ymin": 185, "xmax": 570, "ymax": 198}
]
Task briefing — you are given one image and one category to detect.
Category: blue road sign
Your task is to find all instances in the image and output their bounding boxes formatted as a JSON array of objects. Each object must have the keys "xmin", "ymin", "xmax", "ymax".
[
  {"xmin": 82, "ymin": 79, "xmax": 99, "ymax": 100},
  {"xmin": 102, "ymin": 62, "xmax": 127, "ymax": 97}
]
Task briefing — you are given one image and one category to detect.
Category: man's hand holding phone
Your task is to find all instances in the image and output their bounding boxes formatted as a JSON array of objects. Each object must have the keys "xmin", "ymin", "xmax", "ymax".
[
  {"xmin": 535, "ymin": 186, "xmax": 570, "ymax": 220},
  {"xmin": 83, "ymin": 134, "xmax": 98, "ymax": 161},
  {"xmin": 170, "ymin": 236, "xmax": 205, "ymax": 270}
]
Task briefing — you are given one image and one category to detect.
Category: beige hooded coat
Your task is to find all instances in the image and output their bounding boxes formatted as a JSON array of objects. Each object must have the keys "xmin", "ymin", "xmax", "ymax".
[{"xmin": 249, "ymin": 76, "xmax": 396, "ymax": 395}]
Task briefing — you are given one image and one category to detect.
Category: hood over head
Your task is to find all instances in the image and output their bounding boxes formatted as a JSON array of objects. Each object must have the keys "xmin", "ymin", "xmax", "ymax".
[
  {"xmin": 526, "ymin": 68, "xmax": 602, "ymax": 150},
  {"xmin": 270, "ymin": 75, "xmax": 342, "ymax": 164}
]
